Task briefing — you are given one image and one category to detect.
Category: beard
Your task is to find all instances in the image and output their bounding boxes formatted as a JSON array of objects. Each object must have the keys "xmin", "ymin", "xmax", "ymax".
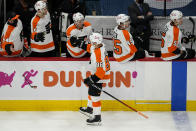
[{"xmin": 37, "ymin": 9, "xmax": 47, "ymax": 18}]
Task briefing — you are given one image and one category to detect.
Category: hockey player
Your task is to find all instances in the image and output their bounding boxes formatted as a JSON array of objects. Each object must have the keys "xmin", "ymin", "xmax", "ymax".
[
  {"xmin": 66, "ymin": 12, "xmax": 92, "ymax": 58},
  {"xmin": 161, "ymin": 10, "xmax": 195, "ymax": 60},
  {"xmin": 70, "ymin": 32, "xmax": 110, "ymax": 125},
  {"xmin": 30, "ymin": 0, "xmax": 55, "ymax": 57},
  {"xmin": 0, "ymin": 14, "xmax": 26, "ymax": 57},
  {"xmin": 113, "ymin": 14, "xmax": 152, "ymax": 63}
]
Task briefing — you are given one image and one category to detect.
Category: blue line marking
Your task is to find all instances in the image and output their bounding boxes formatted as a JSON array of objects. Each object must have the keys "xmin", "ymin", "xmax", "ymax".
[{"xmin": 171, "ymin": 61, "xmax": 187, "ymax": 111}]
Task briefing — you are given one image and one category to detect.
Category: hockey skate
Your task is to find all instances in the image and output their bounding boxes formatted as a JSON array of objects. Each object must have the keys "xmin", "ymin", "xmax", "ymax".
[
  {"xmin": 86, "ymin": 115, "xmax": 101, "ymax": 126},
  {"xmin": 79, "ymin": 107, "xmax": 93, "ymax": 117}
]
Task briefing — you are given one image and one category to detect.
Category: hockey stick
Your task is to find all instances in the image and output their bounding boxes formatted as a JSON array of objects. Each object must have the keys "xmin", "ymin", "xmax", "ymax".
[
  {"xmin": 149, "ymin": 37, "xmax": 161, "ymax": 41},
  {"xmin": 189, "ymin": 17, "xmax": 195, "ymax": 50},
  {"xmin": 103, "ymin": 37, "xmax": 161, "ymax": 41},
  {"xmin": 23, "ymin": 75, "xmax": 37, "ymax": 89},
  {"xmin": 59, "ymin": 12, "xmax": 63, "ymax": 57},
  {"xmin": 90, "ymin": 83, "xmax": 149, "ymax": 119}
]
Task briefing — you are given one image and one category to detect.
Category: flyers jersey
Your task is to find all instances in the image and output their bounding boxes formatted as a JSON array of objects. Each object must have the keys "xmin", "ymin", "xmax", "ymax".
[
  {"xmin": 66, "ymin": 21, "xmax": 92, "ymax": 58},
  {"xmin": 31, "ymin": 12, "xmax": 55, "ymax": 53},
  {"xmin": 86, "ymin": 44, "xmax": 110, "ymax": 83},
  {"xmin": 161, "ymin": 22, "xmax": 183, "ymax": 60},
  {"xmin": 113, "ymin": 26, "xmax": 137, "ymax": 63},
  {"xmin": 0, "ymin": 19, "xmax": 23, "ymax": 57}
]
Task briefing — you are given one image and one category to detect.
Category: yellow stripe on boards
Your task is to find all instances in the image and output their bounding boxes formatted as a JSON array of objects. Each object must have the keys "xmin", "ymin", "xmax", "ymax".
[
  {"xmin": 187, "ymin": 100, "xmax": 196, "ymax": 111},
  {"xmin": 0, "ymin": 100, "xmax": 175, "ymax": 111}
]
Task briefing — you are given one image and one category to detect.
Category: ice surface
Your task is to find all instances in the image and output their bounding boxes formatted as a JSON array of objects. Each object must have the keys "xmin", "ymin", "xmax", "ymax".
[{"xmin": 0, "ymin": 111, "xmax": 195, "ymax": 131}]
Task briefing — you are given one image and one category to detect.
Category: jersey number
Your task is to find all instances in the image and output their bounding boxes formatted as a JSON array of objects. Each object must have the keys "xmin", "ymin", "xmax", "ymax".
[
  {"xmin": 114, "ymin": 39, "xmax": 122, "ymax": 55},
  {"xmin": 161, "ymin": 33, "xmax": 166, "ymax": 48},
  {"xmin": 105, "ymin": 55, "xmax": 110, "ymax": 72}
]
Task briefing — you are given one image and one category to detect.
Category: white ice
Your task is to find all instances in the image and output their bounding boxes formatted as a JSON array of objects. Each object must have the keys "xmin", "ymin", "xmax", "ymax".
[{"xmin": 0, "ymin": 111, "xmax": 195, "ymax": 131}]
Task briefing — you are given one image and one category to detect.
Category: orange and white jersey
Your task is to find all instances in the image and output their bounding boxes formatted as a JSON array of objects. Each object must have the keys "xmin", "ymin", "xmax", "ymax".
[
  {"xmin": 66, "ymin": 21, "xmax": 92, "ymax": 58},
  {"xmin": 31, "ymin": 12, "xmax": 55, "ymax": 53},
  {"xmin": 113, "ymin": 26, "xmax": 137, "ymax": 63},
  {"xmin": 161, "ymin": 22, "xmax": 184, "ymax": 60},
  {"xmin": 86, "ymin": 44, "xmax": 110, "ymax": 83},
  {"xmin": 0, "ymin": 19, "xmax": 23, "ymax": 57}
]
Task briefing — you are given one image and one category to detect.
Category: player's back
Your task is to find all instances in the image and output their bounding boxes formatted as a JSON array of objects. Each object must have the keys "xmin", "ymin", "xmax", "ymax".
[
  {"xmin": 113, "ymin": 26, "xmax": 137, "ymax": 63},
  {"xmin": 89, "ymin": 44, "xmax": 110, "ymax": 83}
]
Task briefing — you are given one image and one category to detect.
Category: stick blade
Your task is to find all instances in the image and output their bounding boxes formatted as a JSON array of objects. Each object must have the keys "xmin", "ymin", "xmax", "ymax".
[
  {"xmin": 32, "ymin": 86, "xmax": 37, "ymax": 89},
  {"xmin": 137, "ymin": 111, "xmax": 149, "ymax": 119}
]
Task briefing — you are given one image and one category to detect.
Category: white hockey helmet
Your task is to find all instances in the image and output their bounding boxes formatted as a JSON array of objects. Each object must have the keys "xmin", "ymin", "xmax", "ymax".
[
  {"xmin": 170, "ymin": 10, "xmax": 183, "ymax": 21},
  {"xmin": 89, "ymin": 33, "xmax": 103, "ymax": 45},
  {"xmin": 73, "ymin": 12, "xmax": 84, "ymax": 22},
  {"xmin": 34, "ymin": 1, "xmax": 46, "ymax": 11},
  {"xmin": 116, "ymin": 14, "xmax": 130, "ymax": 25}
]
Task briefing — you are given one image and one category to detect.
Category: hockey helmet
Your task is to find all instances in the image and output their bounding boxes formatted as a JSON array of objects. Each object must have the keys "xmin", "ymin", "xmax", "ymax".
[
  {"xmin": 170, "ymin": 10, "xmax": 183, "ymax": 21},
  {"xmin": 116, "ymin": 14, "xmax": 130, "ymax": 25},
  {"xmin": 89, "ymin": 33, "xmax": 103, "ymax": 45},
  {"xmin": 34, "ymin": 1, "xmax": 46, "ymax": 11},
  {"xmin": 73, "ymin": 12, "xmax": 84, "ymax": 22}
]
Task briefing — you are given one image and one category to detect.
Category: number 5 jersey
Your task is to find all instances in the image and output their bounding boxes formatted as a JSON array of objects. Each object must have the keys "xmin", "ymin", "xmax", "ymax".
[{"xmin": 113, "ymin": 26, "xmax": 137, "ymax": 63}]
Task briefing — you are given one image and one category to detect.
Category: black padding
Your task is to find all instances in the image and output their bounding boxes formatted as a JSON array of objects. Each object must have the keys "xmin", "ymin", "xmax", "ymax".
[
  {"xmin": 5, "ymin": 44, "xmax": 12, "ymax": 55},
  {"xmin": 88, "ymin": 83, "xmax": 102, "ymax": 96}
]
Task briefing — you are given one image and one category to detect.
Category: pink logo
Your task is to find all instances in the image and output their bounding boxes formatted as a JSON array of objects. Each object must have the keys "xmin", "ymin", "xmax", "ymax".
[
  {"xmin": 132, "ymin": 71, "xmax": 138, "ymax": 79},
  {"xmin": 0, "ymin": 71, "xmax": 16, "ymax": 87},
  {"xmin": 21, "ymin": 69, "xmax": 38, "ymax": 88}
]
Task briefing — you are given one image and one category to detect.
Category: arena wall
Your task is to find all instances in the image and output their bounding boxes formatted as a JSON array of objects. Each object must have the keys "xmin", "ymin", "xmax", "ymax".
[{"xmin": 0, "ymin": 57, "xmax": 195, "ymax": 111}]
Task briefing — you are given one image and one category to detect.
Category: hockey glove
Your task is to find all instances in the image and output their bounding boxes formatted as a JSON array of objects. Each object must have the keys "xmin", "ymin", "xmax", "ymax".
[
  {"xmin": 84, "ymin": 75, "xmax": 100, "ymax": 87},
  {"xmin": 181, "ymin": 37, "xmax": 189, "ymax": 44},
  {"xmin": 188, "ymin": 35, "xmax": 196, "ymax": 43},
  {"xmin": 78, "ymin": 36, "xmax": 87, "ymax": 41},
  {"xmin": 5, "ymin": 44, "xmax": 13, "ymax": 55},
  {"xmin": 34, "ymin": 32, "xmax": 45, "ymax": 42},
  {"xmin": 70, "ymin": 36, "xmax": 83, "ymax": 47},
  {"xmin": 172, "ymin": 48, "xmax": 181, "ymax": 55}
]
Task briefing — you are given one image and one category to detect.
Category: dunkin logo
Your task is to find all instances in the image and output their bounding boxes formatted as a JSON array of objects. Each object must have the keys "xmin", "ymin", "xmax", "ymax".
[{"xmin": 43, "ymin": 71, "xmax": 138, "ymax": 88}]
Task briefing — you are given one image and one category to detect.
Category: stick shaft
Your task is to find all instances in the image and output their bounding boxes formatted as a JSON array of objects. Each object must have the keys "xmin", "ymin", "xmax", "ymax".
[
  {"xmin": 91, "ymin": 83, "xmax": 149, "ymax": 119},
  {"xmin": 103, "ymin": 37, "xmax": 161, "ymax": 41},
  {"xmin": 189, "ymin": 17, "xmax": 195, "ymax": 49},
  {"xmin": 102, "ymin": 90, "xmax": 137, "ymax": 112}
]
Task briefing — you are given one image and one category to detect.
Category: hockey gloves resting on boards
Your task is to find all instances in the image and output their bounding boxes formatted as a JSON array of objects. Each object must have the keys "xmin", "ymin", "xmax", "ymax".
[
  {"xmin": 181, "ymin": 35, "xmax": 196, "ymax": 44},
  {"xmin": 34, "ymin": 32, "xmax": 45, "ymax": 42},
  {"xmin": 172, "ymin": 48, "xmax": 181, "ymax": 55},
  {"xmin": 70, "ymin": 36, "xmax": 86, "ymax": 48},
  {"xmin": 5, "ymin": 44, "xmax": 14, "ymax": 55},
  {"xmin": 84, "ymin": 75, "xmax": 100, "ymax": 87}
]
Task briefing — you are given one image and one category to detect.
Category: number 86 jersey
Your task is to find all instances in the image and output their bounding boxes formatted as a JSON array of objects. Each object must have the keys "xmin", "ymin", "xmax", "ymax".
[
  {"xmin": 113, "ymin": 26, "xmax": 137, "ymax": 63},
  {"xmin": 87, "ymin": 44, "xmax": 111, "ymax": 83}
]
